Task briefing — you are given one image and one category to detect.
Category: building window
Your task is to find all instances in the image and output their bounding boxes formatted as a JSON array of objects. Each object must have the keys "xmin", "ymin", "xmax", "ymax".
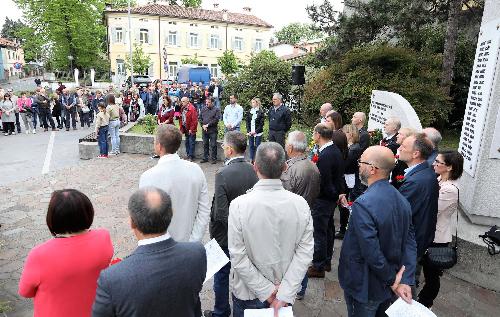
[
  {"xmin": 168, "ymin": 62, "xmax": 178, "ymax": 78},
  {"xmin": 254, "ymin": 39, "xmax": 263, "ymax": 52},
  {"xmin": 140, "ymin": 28, "xmax": 149, "ymax": 44},
  {"xmin": 116, "ymin": 59, "xmax": 126, "ymax": 75},
  {"xmin": 167, "ymin": 31, "xmax": 178, "ymax": 46},
  {"xmin": 210, "ymin": 34, "xmax": 220, "ymax": 49},
  {"xmin": 189, "ymin": 33, "xmax": 199, "ymax": 48},
  {"xmin": 115, "ymin": 27, "xmax": 124, "ymax": 43},
  {"xmin": 210, "ymin": 64, "xmax": 219, "ymax": 78},
  {"xmin": 233, "ymin": 37, "xmax": 243, "ymax": 51}
]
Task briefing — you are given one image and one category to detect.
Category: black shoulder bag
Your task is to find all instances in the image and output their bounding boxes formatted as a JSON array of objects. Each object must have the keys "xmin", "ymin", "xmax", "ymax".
[{"xmin": 424, "ymin": 184, "xmax": 459, "ymax": 270}]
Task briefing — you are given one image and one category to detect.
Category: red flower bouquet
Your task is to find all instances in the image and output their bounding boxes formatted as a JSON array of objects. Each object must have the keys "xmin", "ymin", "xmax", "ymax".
[
  {"xmin": 312, "ymin": 154, "xmax": 319, "ymax": 163},
  {"xmin": 395, "ymin": 175, "xmax": 405, "ymax": 183}
]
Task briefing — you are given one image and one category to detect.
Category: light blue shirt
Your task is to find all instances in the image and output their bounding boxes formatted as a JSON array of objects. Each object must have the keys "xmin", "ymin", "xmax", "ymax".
[
  {"xmin": 404, "ymin": 161, "xmax": 425, "ymax": 176},
  {"xmin": 223, "ymin": 103, "xmax": 243, "ymax": 128}
]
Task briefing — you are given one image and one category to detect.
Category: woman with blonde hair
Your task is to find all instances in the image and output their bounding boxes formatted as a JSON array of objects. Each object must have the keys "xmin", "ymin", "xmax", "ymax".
[{"xmin": 245, "ymin": 97, "xmax": 265, "ymax": 163}]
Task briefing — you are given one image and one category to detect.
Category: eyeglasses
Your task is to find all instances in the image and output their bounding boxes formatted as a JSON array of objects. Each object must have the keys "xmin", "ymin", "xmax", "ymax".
[{"xmin": 358, "ymin": 159, "xmax": 379, "ymax": 169}]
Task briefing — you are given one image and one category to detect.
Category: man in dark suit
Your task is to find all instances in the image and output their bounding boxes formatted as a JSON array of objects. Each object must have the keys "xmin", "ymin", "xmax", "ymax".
[
  {"xmin": 381, "ymin": 117, "xmax": 401, "ymax": 155},
  {"xmin": 398, "ymin": 133, "xmax": 439, "ymax": 289},
  {"xmin": 339, "ymin": 146, "xmax": 416, "ymax": 316},
  {"xmin": 268, "ymin": 93, "xmax": 292, "ymax": 149},
  {"xmin": 206, "ymin": 131, "xmax": 258, "ymax": 317},
  {"xmin": 352, "ymin": 112, "xmax": 370, "ymax": 151},
  {"xmin": 208, "ymin": 79, "xmax": 223, "ymax": 109},
  {"xmin": 92, "ymin": 187, "xmax": 207, "ymax": 317},
  {"xmin": 308, "ymin": 123, "xmax": 344, "ymax": 278}
]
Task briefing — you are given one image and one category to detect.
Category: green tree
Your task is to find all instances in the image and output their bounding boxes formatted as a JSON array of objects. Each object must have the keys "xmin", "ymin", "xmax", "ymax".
[
  {"xmin": 223, "ymin": 51, "xmax": 291, "ymax": 110},
  {"xmin": 125, "ymin": 44, "xmax": 152, "ymax": 75},
  {"xmin": 15, "ymin": 26, "xmax": 46, "ymax": 62},
  {"xmin": 181, "ymin": 53, "xmax": 202, "ymax": 65},
  {"xmin": 303, "ymin": 45, "xmax": 452, "ymax": 127},
  {"xmin": 217, "ymin": 50, "xmax": 240, "ymax": 76},
  {"xmin": 274, "ymin": 23, "xmax": 323, "ymax": 44},
  {"xmin": 1, "ymin": 18, "xmax": 25, "ymax": 40}
]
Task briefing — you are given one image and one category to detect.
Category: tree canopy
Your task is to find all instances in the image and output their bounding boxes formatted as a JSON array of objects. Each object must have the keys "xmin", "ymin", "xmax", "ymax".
[
  {"xmin": 125, "ymin": 44, "xmax": 151, "ymax": 75},
  {"xmin": 217, "ymin": 50, "xmax": 240, "ymax": 76},
  {"xmin": 274, "ymin": 23, "xmax": 323, "ymax": 44}
]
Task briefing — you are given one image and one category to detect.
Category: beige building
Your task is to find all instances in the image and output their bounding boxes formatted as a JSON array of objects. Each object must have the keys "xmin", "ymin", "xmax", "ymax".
[
  {"xmin": 0, "ymin": 38, "xmax": 25, "ymax": 80},
  {"xmin": 104, "ymin": 3, "xmax": 273, "ymax": 82}
]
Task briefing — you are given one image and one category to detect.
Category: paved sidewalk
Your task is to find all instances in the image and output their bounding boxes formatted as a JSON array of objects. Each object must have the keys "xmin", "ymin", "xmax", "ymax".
[{"xmin": 0, "ymin": 154, "xmax": 499, "ymax": 316}]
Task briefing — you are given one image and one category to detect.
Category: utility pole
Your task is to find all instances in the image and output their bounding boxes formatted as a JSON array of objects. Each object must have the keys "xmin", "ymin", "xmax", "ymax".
[{"xmin": 128, "ymin": 0, "xmax": 134, "ymax": 86}]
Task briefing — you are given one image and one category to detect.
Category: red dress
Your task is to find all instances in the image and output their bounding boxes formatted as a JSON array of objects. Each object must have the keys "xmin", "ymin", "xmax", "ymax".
[{"xmin": 18, "ymin": 229, "xmax": 114, "ymax": 317}]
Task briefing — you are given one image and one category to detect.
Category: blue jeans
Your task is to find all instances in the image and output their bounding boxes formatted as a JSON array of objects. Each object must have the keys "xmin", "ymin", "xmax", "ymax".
[
  {"xmin": 185, "ymin": 133, "xmax": 196, "ymax": 159},
  {"xmin": 212, "ymin": 247, "xmax": 231, "ymax": 317},
  {"xmin": 232, "ymin": 295, "xmax": 269, "ymax": 317},
  {"xmin": 248, "ymin": 135, "xmax": 262, "ymax": 162},
  {"xmin": 214, "ymin": 98, "xmax": 221, "ymax": 109},
  {"xmin": 109, "ymin": 119, "xmax": 121, "ymax": 153},
  {"xmin": 31, "ymin": 106, "xmax": 39, "ymax": 129},
  {"xmin": 344, "ymin": 293, "xmax": 391, "ymax": 317},
  {"xmin": 98, "ymin": 126, "xmax": 109, "ymax": 155}
]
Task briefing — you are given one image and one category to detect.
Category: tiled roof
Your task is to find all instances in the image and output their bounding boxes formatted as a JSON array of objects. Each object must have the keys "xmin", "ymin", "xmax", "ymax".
[
  {"xmin": 0, "ymin": 38, "xmax": 19, "ymax": 48},
  {"xmin": 106, "ymin": 4, "xmax": 273, "ymax": 28}
]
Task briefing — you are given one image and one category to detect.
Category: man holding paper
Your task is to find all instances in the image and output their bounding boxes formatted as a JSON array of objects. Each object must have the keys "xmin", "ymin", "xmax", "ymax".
[
  {"xmin": 228, "ymin": 142, "xmax": 314, "ymax": 317},
  {"xmin": 339, "ymin": 146, "xmax": 417, "ymax": 317}
]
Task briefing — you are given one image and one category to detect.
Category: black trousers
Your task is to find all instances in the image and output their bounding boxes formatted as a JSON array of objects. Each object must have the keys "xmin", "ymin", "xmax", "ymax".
[
  {"xmin": 65, "ymin": 110, "xmax": 77, "ymax": 129},
  {"xmin": 202, "ymin": 130, "xmax": 217, "ymax": 161},
  {"xmin": 39, "ymin": 107, "xmax": 56, "ymax": 129},
  {"xmin": 312, "ymin": 199, "xmax": 335, "ymax": 271},
  {"xmin": 268, "ymin": 130, "xmax": 286, "ymax": 149},
  {"xmin": 339, "ymin": 188, "xmax": 351, "ymax": 233},
  {"xmin": 15, "ymin": 112, "xmax": 21, "ymax": 133},
  {"xmin": 418, "ymin": 243, "xmax": 448, "ymax": 308},
  {"xmin": 2, "ymin": 122, "xmax": 15, "ymax": 134}
]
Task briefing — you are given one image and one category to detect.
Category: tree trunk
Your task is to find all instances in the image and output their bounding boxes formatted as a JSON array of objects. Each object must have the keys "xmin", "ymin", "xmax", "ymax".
[{"xmin": 441, "ymin": 0, "xmax": 462, "ymax": 96}]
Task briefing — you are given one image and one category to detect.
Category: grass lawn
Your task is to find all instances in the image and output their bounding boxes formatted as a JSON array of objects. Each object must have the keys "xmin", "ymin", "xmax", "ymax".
[{"xmin": 440, "ymin": 129, "xmax": 461, "ymax": 150}]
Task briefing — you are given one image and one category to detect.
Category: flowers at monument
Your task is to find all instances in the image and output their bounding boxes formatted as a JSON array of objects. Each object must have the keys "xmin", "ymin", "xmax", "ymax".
[{"xmin": 396, "ymin": 175, "xmax": 405, "ymax": 183}]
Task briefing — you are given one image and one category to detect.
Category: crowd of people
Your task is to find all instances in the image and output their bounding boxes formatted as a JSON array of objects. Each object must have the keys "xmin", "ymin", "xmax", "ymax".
[{"xmin": 15, "ymin": 88, "xmax": 464, "ymax": 317}]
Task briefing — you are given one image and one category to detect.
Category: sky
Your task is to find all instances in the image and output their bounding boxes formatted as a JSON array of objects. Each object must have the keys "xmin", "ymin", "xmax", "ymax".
[{"xmin": 0, "ymin": 0, "xmax": 345, "ymax": 33}]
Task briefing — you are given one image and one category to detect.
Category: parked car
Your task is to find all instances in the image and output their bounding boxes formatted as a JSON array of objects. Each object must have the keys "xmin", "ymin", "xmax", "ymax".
[{"xmin": 126, "ymin": 75, "xmax": 152, "ymax": 89}]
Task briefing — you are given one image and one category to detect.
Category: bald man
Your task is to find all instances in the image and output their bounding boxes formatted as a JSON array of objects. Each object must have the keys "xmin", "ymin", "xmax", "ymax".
[
  {"xmin": 339, "ymin": 146, "xmax": 416, "ymax": 316},
  {"xmin": 351, "ymin": 112, "xmax": 369, "ymax": 151},
  {"xmin": 319, "ymin": 103, "xmax": 333, "ymax": 123}
]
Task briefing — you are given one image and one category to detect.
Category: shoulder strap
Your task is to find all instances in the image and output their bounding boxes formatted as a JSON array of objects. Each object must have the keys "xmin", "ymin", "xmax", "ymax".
[{"xmin": 450, "ymin": 183, "xmax": 459, "ymax": 248}]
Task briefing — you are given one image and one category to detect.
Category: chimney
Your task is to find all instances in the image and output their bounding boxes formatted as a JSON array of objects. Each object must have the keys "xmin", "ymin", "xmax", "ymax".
[
  {"xmin": 213, "ymin": 1, "xmax": 219, "ymax": 9},
  {"xmin": 243, "ymin": 7, "xmax": 251, "ymax": 13}
]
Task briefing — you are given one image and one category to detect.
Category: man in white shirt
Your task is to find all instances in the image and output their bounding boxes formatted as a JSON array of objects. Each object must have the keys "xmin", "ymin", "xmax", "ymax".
[
  {"xmin": 228, "ymin": 142, "xmax": 314, "ymax": 317},
  {"xmin": 223, "ymin": 94, "xmax": 243, "ymax": 132},
  {"xmin": 139, "ymin": 124, "xmax": 210, "ymax": 242}
]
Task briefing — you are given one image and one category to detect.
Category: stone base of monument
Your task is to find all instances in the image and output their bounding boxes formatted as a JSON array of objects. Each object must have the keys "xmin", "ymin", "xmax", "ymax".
[{"xmin": 79, "ymin": 122, "xmax": 226, "ymax": 161}]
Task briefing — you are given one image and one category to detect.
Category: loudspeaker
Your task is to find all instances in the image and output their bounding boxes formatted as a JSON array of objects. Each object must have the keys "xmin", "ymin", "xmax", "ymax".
[{"xmin": 292, "ymin": 65, "xmax": 305, "ymax": 85}]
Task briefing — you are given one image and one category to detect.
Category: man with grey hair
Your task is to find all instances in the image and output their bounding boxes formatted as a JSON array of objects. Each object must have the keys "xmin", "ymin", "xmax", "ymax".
[
  {"xmin": 228, "ymin": 142, "xmax": 313, "ymax": 317},
  {"xmin": 320, "ymin": 103, "xmax": 333, "ymax": 123},
  {"xmin": 351, "ymin": 111, "xmax": 369, "ymax": 151},
  {"xmin": 92, "ymin": 187, "xmax": 207, "ymax": 317},
  {"xmin": 422, "ymin": 127, "xmax": 442, "ymax": 166},
  {"xmin": 268, "ymin": 93, "xmax": 292, "ymax": 149},
  {"xmin": 381, "ymin": 117, "xmax": 402, "ymax": 154}
]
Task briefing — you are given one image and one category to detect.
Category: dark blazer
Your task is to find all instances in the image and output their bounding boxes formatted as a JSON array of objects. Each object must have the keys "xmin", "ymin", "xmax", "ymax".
[
  {"xmin": 208, "ymin": 84, "xmax": 223, "ymax": 98},
  {"xmin": 209, "ymin": 158, "xmax": 258, "ymax": 248},
  {"xmin": 92, "ymin": 238, "xmax": 207, "ymax": 317},
  {"xmin": 359, "ymin": 127, "xmax": 370, "ymax": 151},
  {"xmin": 339, "ymin": 180, "xmax": 416, "ymax": 304},
  {"xmin": 316, "ymin": 143, "xmax": 344, "ymax": 202},
  {"xmin": 268, "ymin": 104, "xmax": 292, "ymax": 132},
  {"xmin": 245, "ymin": 108, "xmax": 265, "ymax": 134},
  {"xmin": 398, "ymin": 161, "xmax": 439, "ymax": 257},
  {"xmin": 381, "ymin": 133, "xmax": 399, "ymax": 155}
]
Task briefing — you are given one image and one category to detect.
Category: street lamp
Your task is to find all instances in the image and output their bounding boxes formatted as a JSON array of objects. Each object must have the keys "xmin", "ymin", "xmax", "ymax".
[
  {"xmin": 222, "ymin": 11, "xmax": 228, "ymax": 51},
  {"xmin": 67, "ymin": 55, "xmax": 74, "ymax": 74},
  {"xmin": 128, "ymin": 0, "xmax": 134, "ymax": 86}
]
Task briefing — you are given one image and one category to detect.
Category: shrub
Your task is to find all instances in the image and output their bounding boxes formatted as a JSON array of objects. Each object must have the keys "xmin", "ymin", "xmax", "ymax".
[{"xmin": 137, "ymin": 114, "xmax": 158, "ymax": 135}]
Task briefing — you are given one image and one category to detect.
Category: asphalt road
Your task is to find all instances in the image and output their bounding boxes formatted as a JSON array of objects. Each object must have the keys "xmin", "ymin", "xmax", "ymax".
[
  {"xmin": 0, "ymin": 127, "xmax": 91, "ymax": 186},
  {"xmin": 0, "ymin": 77, "xmax": 38, "ymax": 93}
]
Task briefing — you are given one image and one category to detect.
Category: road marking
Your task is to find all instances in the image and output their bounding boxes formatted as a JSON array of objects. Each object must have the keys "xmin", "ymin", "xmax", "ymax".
[{"xmin": 42, "ymin": 131, "xmax": 55, "ymax": 174}]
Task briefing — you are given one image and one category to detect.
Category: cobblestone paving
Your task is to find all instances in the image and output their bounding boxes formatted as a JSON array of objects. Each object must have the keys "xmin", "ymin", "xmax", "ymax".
[{"xmin": 1, "ymin": 154, "xmax": 499, "ymax": 316}]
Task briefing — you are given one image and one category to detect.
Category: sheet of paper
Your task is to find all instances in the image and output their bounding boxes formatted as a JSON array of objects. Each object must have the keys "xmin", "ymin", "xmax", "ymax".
[
  {"xmin": 204, "ymin": 238, "xmax": 230, "ymax": 283},
  {"xmin": 386, "ymin": 298, "xmax": 437, "ymax": 317},
  {"xmin": 244, "ymin": 307, "xmax": 294, "ymax": 317}
]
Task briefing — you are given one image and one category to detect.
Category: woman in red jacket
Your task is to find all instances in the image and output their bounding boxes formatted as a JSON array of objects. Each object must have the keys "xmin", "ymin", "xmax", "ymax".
[
  {"xmin": 157, "ymin": 95, "xmax": 174, "ymax": 125},
  {"xmin": 18, "ymin": 189, "xmax": 113, "ymax": 317}
]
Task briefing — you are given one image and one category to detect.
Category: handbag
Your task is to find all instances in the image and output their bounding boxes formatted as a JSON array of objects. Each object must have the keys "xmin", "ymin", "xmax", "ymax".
[{"xmin": 424, "ymin": 184, "xmax": 459, "ymax": 270}]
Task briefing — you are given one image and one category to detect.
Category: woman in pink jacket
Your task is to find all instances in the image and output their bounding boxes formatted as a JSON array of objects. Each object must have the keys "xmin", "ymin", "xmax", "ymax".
[
  {"xmin": 19, "ymin": 189, "xmax": 114, "ymax": 317},
  {"xmin": 418, "ymin": 150, "xmax": 464, "ymax": 308},
  {"xmin": 17, "ymin": 92, "xmax": 34, "ymax": 134}
]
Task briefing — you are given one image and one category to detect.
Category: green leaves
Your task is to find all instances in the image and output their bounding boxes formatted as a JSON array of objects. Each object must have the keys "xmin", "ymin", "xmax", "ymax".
[
  {"xmin": 125, "ymin": 44, "xmax": 151, "ymax": 75},
  {"xmin": 274, "ymin": 23, "xmax": 323, "ymax": 45},
  {"xmin": 217, "ymin": 50, "xmax": 240, "ymax": 76},
  {"xmin": 181, "ymin": 53, "xmax": 202, "ymax": 65}
]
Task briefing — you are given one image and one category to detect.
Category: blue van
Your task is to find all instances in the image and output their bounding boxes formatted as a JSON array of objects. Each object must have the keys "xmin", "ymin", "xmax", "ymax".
[{"xmin": 177, "ymin": 66, "xmax": 211, "ymax": 85}]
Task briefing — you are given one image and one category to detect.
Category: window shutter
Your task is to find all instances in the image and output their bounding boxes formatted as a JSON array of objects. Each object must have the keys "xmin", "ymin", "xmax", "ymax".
[
  {"xmin": 219, "ymin": 37, "xmax": 222, "ymax": 50},
  {"xmin": 135, "ymin": 29, "xmax": 140, "ymax": 42},
  {"xmin": 148, "ymin": 29, "xmax": 154, "ymax": 45},
  {"xmin": 187, "ymin": 32, "xmax": 190, "ymax": 48},
  {"xmin": 231, "ymin": 36, "xmax": 235, "ymax": 50},
  {"xmin": 111, "ymin": 27, "xmax": 116, "ymax": 43},
  {"xmin": 123, "ymin": 29, "xmax": 128, "ymax": 44},
  {"xmin": 207, "ymin": 34, "xmax": 211, "ymax": 49},
  {"xmin": 197, "ymin": 34, "xmax": 201, "ymax": 48},
  {"xmin": 241, "ymin": 38, "xmax": 245, "ymax": 51}
]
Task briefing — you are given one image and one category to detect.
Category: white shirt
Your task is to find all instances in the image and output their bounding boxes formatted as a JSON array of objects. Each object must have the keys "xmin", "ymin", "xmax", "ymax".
[
  {"xmin": 319, "ymin": 141, "xmax": 333, "ymax": 153},
  {"xmin": 213, "ymin": 86, "xmax": 219, "ymax": 98},
  {"xmin": 138, "ymin": 232, "xmax": 171, "ymax": 246},
  {"xmin": 139, "ymin": 153, "xmax": 210, "ymax": 242},
  {"xmin": 225, "ymin": 156, "xmax": 245, "ymax": 166}
]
